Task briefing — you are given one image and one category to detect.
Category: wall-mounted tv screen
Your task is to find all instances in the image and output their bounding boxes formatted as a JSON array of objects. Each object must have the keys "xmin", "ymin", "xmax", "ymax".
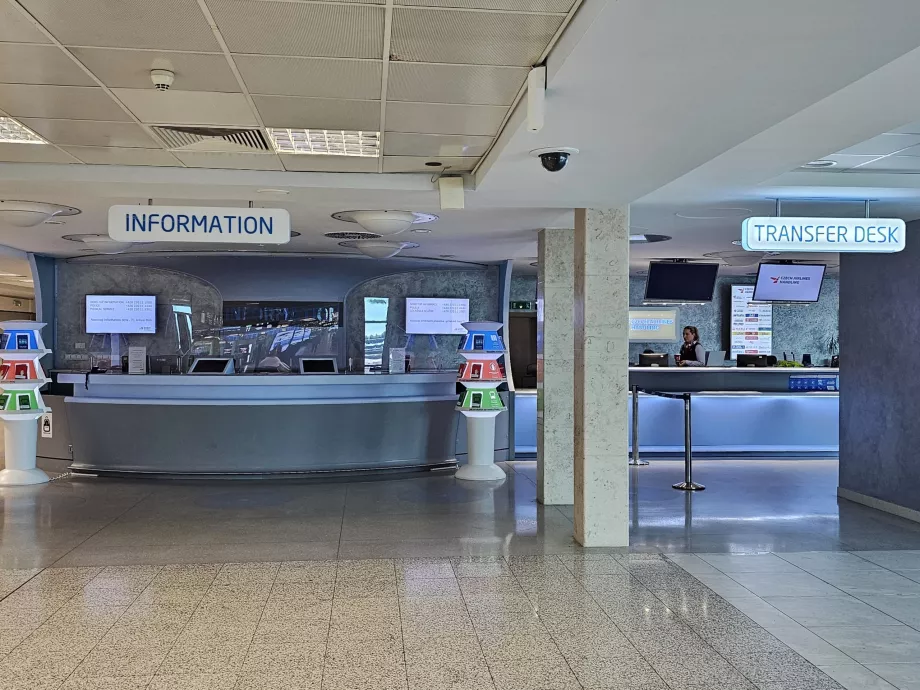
[
  {"xmin": 644, "ymin": 262, "xmax": 719, "ymax": 303},
  {"xmin": 406, "ymin": 298, "xmax": 470, "ymax": 335},
  {"xmin": 86, "ymin": 295, "xmax": 156, "ymax": 334},
  {"xmin": 752, "ymin": 263, "xmax": 826, "ymax": 303}
]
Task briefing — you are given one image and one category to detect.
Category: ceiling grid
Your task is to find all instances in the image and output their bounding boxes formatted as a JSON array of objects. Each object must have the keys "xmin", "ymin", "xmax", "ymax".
[{"xmin": 0, "ymin": 0, "xmax": 581, "ymax": 173}]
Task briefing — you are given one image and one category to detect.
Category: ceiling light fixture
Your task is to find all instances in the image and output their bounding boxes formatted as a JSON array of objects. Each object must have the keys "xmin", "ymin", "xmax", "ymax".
[
  {"xmin": 331, "ymin": 210, "xmax": 438, "ymax": 236},
  {"xmin": 802, "ymin": 159, "xmax": 837, "ymax": 169},
  {"xmin": 0, "ymin": 200, "xmax": 81, "ymax": 227},
  {"xmin": 62, "ymin": 233, "xmax": 149, "ymax": 255},
  {"xmin": 411, "ymin": 227, "xmax": 431, "ymax": 234},
  {"xmin": 0, "ymin": 117, "xmax": 45, "ymax": 145},
  {"xmin": 256, "ymin": 188, "xmax": 290, "ymax": 195},
  {"xmin": 267, "ymin": 128, "xmax": 380, "ymax": 157},
  {"xmin": 338, "ymin": 240, "xmax": 419, "ymax": 259}
]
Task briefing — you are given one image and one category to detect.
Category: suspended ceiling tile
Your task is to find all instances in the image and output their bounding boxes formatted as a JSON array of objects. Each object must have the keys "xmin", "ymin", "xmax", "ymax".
[
  {"xmin": 279, "ymin": 154, "xmax": 379, "ymax": 172},
  {"xmin": 208, "ymin": 0, "xmax": 384, "ymax": 59},
  {"xmin": 388, "ymin": 63, "xmax": 526, "ymax": 105},
  {"xmin": 0, "ymin": 44, "xmax": 95, "ymax": 87},
  {"xmin": 835, "ymin": 133, "xmax": 920, "ymax": 157},
  {"xmin": 0, "ymin": 84, "xmax": 132, "ymax": 121},
  {"xmin": 173, "ymin": 151, "xmax": 284, "ymax": 170},
  {"xmin": 235, "ymin": 55, "xmax": 381, "ymax": 100},
  {"xmin": 383, "ymin": 132, "xmax": 491, "ymax": 157},
  {"xmin": 18, "ymin": 0, "xmax": 220, "ymax": 51},
  {"xmin": 396, "ymin": 0, "xmax": 575, "ymax": 10},
  {"xmin": 0, "ymin": 3, "xmax": 51, "ymax": 43},
  {"xmin": 0, "ymin": 142, "xmax": 77, "ymax": 163},
  {"xmin": 69, "ymin": 48, "xmax": 239, "ymax": 92},
  {"xmin": 385, "ymin": 101, "xmax": 505, "ymax": 135},
  {"xmin": 383, "ymin": 155, "xmax": 477, "ymax": 172},
  {"xmin": 111, "ymin": 89, "xmax": 258, "ymax": 126},
  {"xmin": 390, "ymin": 8, "xmax": 563, "ymax": 66},
  {"xmin": 18, "ymin": 118, "xmax": 159, "ymax": 148},
  {"xmin": 254, "ymin": 95, "xmax": 380, "ymax": 131},
  {"xmin": 62, "ymin": 145, "xmax": 179, "ymax": 166},
  {"xmin": 852, "ymin": 156, "xmax": 920, "ymax": 173}
]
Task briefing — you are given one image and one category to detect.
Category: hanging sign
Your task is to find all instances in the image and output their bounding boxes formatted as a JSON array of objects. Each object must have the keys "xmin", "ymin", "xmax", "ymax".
[
  {"xmin": 741, "ymin": 217, "xmax": 905, "ymax": 253},
  {"xmin": 108, "ymin": 206, "xmax": 291, "ymax": 244}
]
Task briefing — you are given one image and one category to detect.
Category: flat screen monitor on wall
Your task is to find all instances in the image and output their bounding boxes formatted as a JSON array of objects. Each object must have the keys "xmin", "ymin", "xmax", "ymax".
[
  {"xmin": 86, "ymin": 295, "xmax": 156, "ymax": 334},
  {"xmin": 405, "ymin": 298, "xmax": 470, "ymax": 335},
  {"xmin": 643, "ymin": 262, "xmax": 719, "ymax": 303},
  {"xmin": 752, "ymin": 263, "xmax": 826, "ymax": 303}
]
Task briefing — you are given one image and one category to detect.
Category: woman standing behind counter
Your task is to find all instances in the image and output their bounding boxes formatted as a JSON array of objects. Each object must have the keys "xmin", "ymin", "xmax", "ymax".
[{"xmin": 678, "ymin": 326, "xmax": 705, "ymax": 367}]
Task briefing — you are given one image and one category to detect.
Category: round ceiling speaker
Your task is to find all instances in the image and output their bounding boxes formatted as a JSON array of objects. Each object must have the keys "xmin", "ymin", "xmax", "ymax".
[
  {"xmin": 331, "ymin": 210, "xmax": 438, "ymax": 236},
  {"xmin": 63, "ymin": 233, "xmax": 145, "ymax": 255},
  {"xmin": 338, "ymin": 240, "xmax": 420, "ymax": 259},
  {"xmin": 0, "ymin": 200, "xmax": 81, "ymax": 227}
]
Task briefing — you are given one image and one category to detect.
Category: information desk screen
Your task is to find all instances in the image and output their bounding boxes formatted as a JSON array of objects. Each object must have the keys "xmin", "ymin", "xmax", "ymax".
[
  {"xmin": 644, "ymin": 262, "xmax": 719, "ymax": 303},
  {"xmin": 86, "ymin": 295, "xmax": 156, "ymax": 334},
  {"xmin": 752, "ymin": 263, "xmax": 826, "ymax": 302},
  {"xmin": 188, "ymin": 357, "xmax": 234, "ymax": 374},
  {"xmin": 406, "ymin": 298, "xmax": 470, "ymax": 335},
  {"xmin": 299, "ymin": 358, "xmax": 338, "ymax": 374}
]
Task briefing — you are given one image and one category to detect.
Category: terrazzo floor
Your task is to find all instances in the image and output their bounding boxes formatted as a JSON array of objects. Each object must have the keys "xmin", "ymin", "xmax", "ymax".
[{"xmin": 0, "ymin": 459, "xmax": 919, "ymax": 689}]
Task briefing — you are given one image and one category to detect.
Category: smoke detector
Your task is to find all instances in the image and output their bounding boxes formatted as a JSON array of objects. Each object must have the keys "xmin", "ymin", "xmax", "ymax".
[
  {"xmin": 151, "ymin": 69, "xmax": 175, "ymax": 91},
  {"xmin": 338, "ymin": 240, "xmax": 419, "ymax": 259},
  {"xmin": 331, "ymin": 210, "xmax": 438, "ymax": 236},
  {"xmin": 0, "ymin": 200, "xmax": 81, "ymax": 227}
]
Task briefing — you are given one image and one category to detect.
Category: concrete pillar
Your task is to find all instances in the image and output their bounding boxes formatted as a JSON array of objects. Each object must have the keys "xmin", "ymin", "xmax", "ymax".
[
  {"xmin": 573, "ymin": 208, "xmax": 629, "ymax": 547},
  {"xmin": 537, "ymin": 228, "xmax": 575, "ymax": 505}
]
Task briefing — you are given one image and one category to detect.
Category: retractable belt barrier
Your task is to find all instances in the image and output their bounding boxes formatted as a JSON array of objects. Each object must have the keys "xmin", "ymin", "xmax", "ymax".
[{"xmin": 632, "ymin": 388, "xmax": 705, "ymax": 491}]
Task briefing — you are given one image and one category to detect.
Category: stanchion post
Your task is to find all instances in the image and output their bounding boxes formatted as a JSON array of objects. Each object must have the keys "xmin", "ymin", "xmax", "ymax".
[
  {"xmin": 629, "ymin": 385, "xmax": 648, "ymax": 466},
  {"xmin": 673, "ymin": 393, "xmax": 704, "ymax": 491}
]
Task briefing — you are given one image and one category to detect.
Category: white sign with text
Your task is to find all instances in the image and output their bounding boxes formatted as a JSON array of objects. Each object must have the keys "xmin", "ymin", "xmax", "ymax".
[
  {"xmin": 109, "ymin": 206, "xmax": 291, "ymax": 244},
  {"xmin": 742, "ymin": 217, "xmax": 906, "ymax": 253}
]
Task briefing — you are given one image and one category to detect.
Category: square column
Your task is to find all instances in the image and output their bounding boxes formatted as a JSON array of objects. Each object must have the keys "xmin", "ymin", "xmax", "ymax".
[
  {"xmin": 537, "ymin": 228, "xmax": 575, "ymax": 505},
  {"xmin": 573, "ymin": 208, "xmax": 629, "ymax": 547}
]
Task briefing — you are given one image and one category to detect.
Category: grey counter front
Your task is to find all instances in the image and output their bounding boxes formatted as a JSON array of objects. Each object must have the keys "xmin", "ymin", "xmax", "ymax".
[{"xmin": 59, "ymin": 373, "xmax": 504, "ymax": 476}]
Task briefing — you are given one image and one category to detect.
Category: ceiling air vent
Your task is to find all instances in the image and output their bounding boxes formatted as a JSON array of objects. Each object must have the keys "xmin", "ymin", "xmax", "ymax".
[
  {"xmin": 151, "ymin": 126, "xmax": 271, "ymax": 152},
  {"xmin": 324, "ymin": 231, "xmax": 382, "ymax": 240}
]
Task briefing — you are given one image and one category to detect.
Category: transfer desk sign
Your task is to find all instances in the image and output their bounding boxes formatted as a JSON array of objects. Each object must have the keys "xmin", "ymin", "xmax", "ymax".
[
  {"xmin": 741, "ymin": 217, "xmax": 905, "ymax": 253},
  {"xmin": 108, "ymin": 206, "xmax": 291, "ymax": 245}
]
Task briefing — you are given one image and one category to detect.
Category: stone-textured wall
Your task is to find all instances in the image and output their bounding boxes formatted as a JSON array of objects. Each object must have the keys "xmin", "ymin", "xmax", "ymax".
[
  {"xmin": 55, "ymin": 263, "xmax": 223, "ymax": 370},
  {"xmin": 512, "ymin": 271, "xmax": 839, "ymax": 362},
  {"xmin": 839, "ymin": 223, "xmax": 919, "ymax": 512},
  {"xmin": 510, "ymin": 275, "xmax": 537, "ymax": 303},
  {"xmin": 346, "ymin": 268, "xmax": 499, "ymax": 371}
]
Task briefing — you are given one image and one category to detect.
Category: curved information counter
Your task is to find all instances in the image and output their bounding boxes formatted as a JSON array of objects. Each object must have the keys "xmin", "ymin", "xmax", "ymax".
[{"xmin": 59, "ymin": 372, "xmax": 483, "ymax": 477}]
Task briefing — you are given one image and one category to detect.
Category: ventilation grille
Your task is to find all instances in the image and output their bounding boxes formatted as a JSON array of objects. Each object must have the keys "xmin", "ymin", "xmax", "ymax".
[
  {"xmin": 324, "ymin": 231, "xmax": 382, "ymax": 240},
  {"xmin": 151, "ymin": 126, "xmax": 271, "ymax": 152}
]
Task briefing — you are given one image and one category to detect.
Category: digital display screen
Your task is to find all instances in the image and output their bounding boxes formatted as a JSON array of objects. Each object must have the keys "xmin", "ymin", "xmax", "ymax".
[
  {"xmin": 190, "ymin": 358, "xmax": 232, "ymax": 374},
  {"xmin": 753, "ymin": 263, "xmax": 826, "ymax": 302},
  {"xmin": 300, "ymin": 358, "xmax": 337, "ymax": 374},
  {"xmin": 406, "ymin": 298, "xmax": 470, "ymax": 335},
  {"xmin": 644, "ymin": 262, "xmax": 719, "ymax": 303},
  {"xmin": 86, "ymin": 295, "xmax": 156, "ymax": 334}
]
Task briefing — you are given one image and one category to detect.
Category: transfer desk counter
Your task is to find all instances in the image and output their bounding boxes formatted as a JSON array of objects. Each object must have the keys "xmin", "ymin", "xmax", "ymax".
[{"xmin": 59, "ymin": 372, "xmax": 476, "ymax": 476}]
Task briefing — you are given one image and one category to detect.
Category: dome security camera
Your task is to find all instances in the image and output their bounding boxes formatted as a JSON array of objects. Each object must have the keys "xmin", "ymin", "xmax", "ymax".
[
  {"xmin": 530, "ymin": 147, "xmax": 579, "ymax": 173},
  {"xmin": 150, "ymin": 69, "xmax": 175, "ymax": 91}
]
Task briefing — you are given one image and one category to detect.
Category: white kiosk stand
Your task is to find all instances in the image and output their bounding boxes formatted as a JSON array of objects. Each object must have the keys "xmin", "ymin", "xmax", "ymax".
[
  {"xmin": 0, "ymin": 322, "xmax": 51, "ymax": 486},
  {"xmin": 454, "ymin": 321, "xmax": 507, "ymax": 482}
]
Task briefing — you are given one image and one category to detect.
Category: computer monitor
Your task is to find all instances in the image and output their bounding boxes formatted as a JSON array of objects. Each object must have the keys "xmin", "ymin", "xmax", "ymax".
[
  {"xmin": 299, "ymin": 357, "xmax": 338, "ymax": 374},
  {"xmin": 188, "ymin": 357, "xmax": 234, "ymax": 375},
  {"xmin": 736, "ymin": 354, "xmax": 768, "ymax": 368},
  {"xmin": 705, "ymin": 351, "xmax": 726, "ymax": 367},
  {"xmin": 639, "ymin": 353, "xmax": 669, "ymax": 367}
]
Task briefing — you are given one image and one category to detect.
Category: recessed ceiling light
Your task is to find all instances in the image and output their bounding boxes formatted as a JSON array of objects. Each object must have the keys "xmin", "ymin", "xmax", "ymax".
[
  {"xmin": 0, "ymin": 117, "xmax": 45, "ymax": 145},
  {"xmin": 425, "ymin": 161, "xmax": 442, "ymax": 167},
  {"xmin": 802, "ymin": 159, "xmax": 837, "ymax": 169},
  {"xmin": 629, "ymin": 234, "xmax": 671, "ymax": 243},
  {"xmin": 43, "ymin": 219, "xmax": 65, "ymax": 225},
  {"xmin": 732, "ymin": 240, "xmax": 743, "ymax": 246},
  {"xmin": 256, "ymin": 188, "xmax": 290, "ymax": 195},
  {"xmin": 411, "ymin": 227, "xmax": 431, "ymax": 233},
  {"xmin": 529, "ymin": 262, "xmax": 538, "ymax": 267},
  {"xmin": 675, "ymin": 208, "xmax": 753, "ymax": 220},
  {"xmin": 266, "ymin": 128, "xmax": 380, "ymax": 157}
]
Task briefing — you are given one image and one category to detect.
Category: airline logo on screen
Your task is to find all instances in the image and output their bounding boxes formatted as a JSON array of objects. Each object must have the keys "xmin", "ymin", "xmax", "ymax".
[
  {"xmin": 741, "ymin": 217, "xmax": 905, "ymax": 253},
  {"xmin": 109, "ymin": 205, "xmax": 291, "ymax": 245}
]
